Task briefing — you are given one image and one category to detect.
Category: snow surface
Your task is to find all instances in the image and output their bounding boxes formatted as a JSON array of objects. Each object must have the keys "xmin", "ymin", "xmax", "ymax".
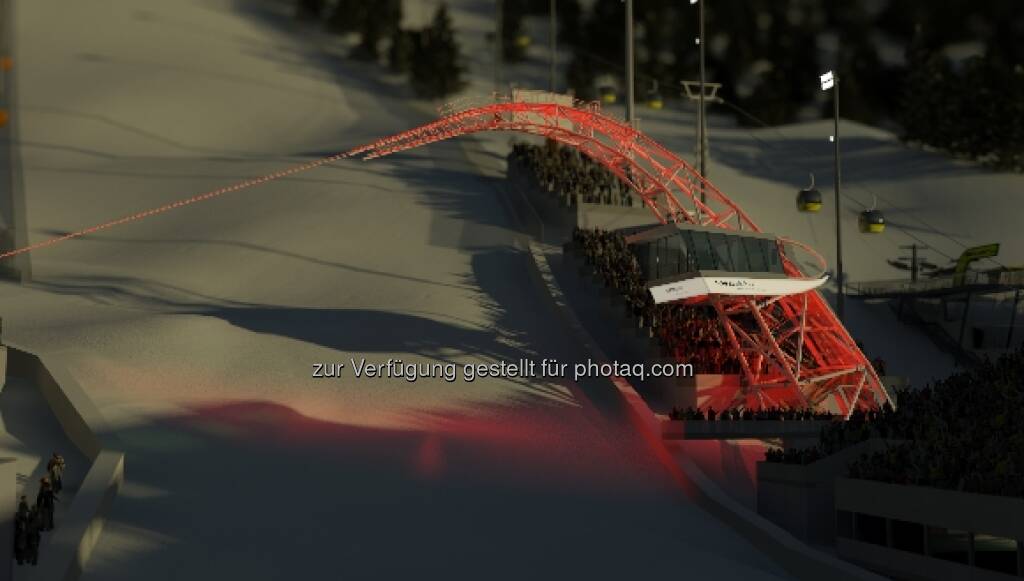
[{"xmin": 0, "ymin": 1, "xmax": 810, "ymax": 579}]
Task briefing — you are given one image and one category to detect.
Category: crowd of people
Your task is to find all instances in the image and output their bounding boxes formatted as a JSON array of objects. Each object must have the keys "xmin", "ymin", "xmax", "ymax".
[
  {"xmin": 572, "ymin": 227, "xmax": 742, "ymax": 375},
  {"xmin": 510, "ymin": 140, "xmax": 634, "ymax": 207},
  {"xmin": 531, "ymin": 143, "xmax": 1022, "ymax": 497},
  {"xmin": 847, "ymin": 349, "xmax": 1024, "ymax": 497},
  {"xmin": 14, "ymin": 452, "xmax": 65, "ymax": 567},
  {"xmin": 766, "ymin": 347, "xmax": 1024, "ymax": 498},
  {"xmin": 670, "ymin": 406, "xmax": 834, "ymax": 422},
  {"xmin": 765, "ymin": 447, "xmax": 826, "ymax": 465}
]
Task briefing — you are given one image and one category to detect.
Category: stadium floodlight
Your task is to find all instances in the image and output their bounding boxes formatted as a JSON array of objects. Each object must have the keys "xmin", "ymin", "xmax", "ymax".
[
  {"xmin": 820, "ymin": 70, "xmax": 835, "ymax": 91},
  {"xmin": 690, "ymin": 0, "xmax": 707, "ymax": 213},
  {"xmin": 820, "ymin": 67, "xmax": 843, "ymax": 319}
]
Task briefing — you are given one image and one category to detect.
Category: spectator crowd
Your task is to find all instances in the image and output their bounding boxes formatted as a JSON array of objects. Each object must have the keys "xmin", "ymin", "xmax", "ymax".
[
  {"xmin": 510, "ymin": 140, "xmax": 634, "ymax": 207},
  {"xmin": 572, "ymin": 226, "xmax": 742, "ymax": 375},
  {"xmin": 767, "ymin": 348, "xmax": 1024, "ymax": 498},
  {"xmin": 14, "ymin": 452, "xmax": 65, "ymax": 567},
  {"xmin": 671, "ymin": 406, "xmax": 833, "ymax": 422}
]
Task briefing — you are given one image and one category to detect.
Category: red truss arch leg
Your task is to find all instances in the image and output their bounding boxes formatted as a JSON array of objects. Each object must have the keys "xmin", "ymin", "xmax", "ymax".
[{"xmin": 344, "ymin": 92, "xmax": 893, "ymax": 414}]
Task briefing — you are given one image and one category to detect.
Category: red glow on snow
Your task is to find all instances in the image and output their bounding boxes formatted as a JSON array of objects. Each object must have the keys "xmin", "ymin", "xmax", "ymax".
[{"xmin": 414, "ymin": 432, "xmax": 444, "ymax": 480}]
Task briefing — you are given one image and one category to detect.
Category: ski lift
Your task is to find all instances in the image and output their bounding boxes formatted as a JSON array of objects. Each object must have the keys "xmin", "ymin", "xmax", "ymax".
[
  {"xmin": 645, "ymin": 80, "xmax": 663, "ymax": 109},
  {"xmin": 859, "ymin": 195, "xmax": 885, "ymax": 234},
  {"xmin": 796, "ymin": 173, "xmax": 822, "ymax": 213},
  {"xmin": 598, "ymin": 85, "xmax": 617, "ymax": 104}
]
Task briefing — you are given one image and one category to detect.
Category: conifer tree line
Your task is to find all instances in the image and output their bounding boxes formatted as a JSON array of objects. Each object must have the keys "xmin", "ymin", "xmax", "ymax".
[
  {"xmin": 294, "ymin": 0, "xmax": 465, "ymax": 100},
  {"xmin": 562, "ymin": 0, "xmax": 1022, "ymax": 170},
  {"xmin": 501, "ymin": 0, "xmax": 584, "ymax": 63}
]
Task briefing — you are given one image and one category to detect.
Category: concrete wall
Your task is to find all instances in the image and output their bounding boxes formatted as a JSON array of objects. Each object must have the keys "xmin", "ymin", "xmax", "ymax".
[
  {"xmin": 834, "ymin": 478, "xmax": 1024, "ymax": 581},
  {"xmin": 836, "ymin": 538, "xmax": 1019, "ymax": 581},
  {"xmin": 506, "ymin": 157, "xmax": 578, "ymax": 244},
  {"xmin": 663, "ymin": 419, "xmax": 831, "ymax": 440},
  {"xmin": 756, "ymin": 439, "xmax": 904, "ymax": 545},
  {"xmin": 4, "ymin": 345, "xmax": 125, "ymax": 581},
  {"xmin": 6, "ymin": 348, "xmax": 107, "ymax": 460},
  {"xmin": 835, "ymin": 478, "xmax": 1024, "ymax": 541},
  {"xmin": 559, "ymin": 247, "xmax": 698, "ymax": 408}
]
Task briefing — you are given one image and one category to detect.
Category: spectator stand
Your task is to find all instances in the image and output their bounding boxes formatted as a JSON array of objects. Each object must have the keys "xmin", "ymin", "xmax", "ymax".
[
  {"xmin": 662, "ymin": 407, "xmax": 834, "ymax": 450},
  {"xmin": 835, "ymin": 478, "xmax": 1024, "ymax": 580},
  {"xmin": 505, "ymin": 143, "xmax": 651, "ymax": 245},
  {"xmin": 753, "ymin": 345, "xmax": 1024, "ymax": 578}
]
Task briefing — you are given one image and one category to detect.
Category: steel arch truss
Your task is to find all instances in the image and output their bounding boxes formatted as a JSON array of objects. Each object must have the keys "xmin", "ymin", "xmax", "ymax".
[{"xmin": 344, "ymin": 92, "xmax": 893, "ymax": 414}]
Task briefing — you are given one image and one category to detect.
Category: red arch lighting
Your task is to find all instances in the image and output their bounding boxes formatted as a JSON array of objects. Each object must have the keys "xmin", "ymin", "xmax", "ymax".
[{"xmin": 344, "ymin": 90, "xmax": 892, "ymax": 415}]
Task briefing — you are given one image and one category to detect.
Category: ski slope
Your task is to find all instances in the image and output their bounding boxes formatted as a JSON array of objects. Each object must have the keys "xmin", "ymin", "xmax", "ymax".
[{"xmin": 1, "ymin": 1, "xmax": 804, "ymax": 579}]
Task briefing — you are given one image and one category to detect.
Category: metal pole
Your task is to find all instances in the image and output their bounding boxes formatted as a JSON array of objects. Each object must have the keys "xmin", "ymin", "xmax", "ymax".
[
  {"xmin": 495, "ymin": 0, "xmax": 503, "ymax": 94},
  {"xmin": 549, "ymin": 0, "xmax": 557, "ymax": 93},
  {"xmin": 911, "ymin": 244, "xmax": 918, "ymax": 283},
  {"xmin": 834, "ymin": 76, "xmax": 844, "ymax": 321},
  {"xmin": 1007, "ymin": 288, "xmax": 1020, "ymax": 349},
  {"xmin": 958, "ymin": 291, "xmax": 973, "ymax": 348},
  {"xmin": 624, "ymin": 0, "xmax": 635, "ymax": 126},
  {"xmin": 795, "ymin": 292, "xmax": 808, "ymax": 381},
  {"xmin": 1, "ymin": 0, "xmax": 28, "ymax": 283},
  {"xmin": 698, "ymin": 0, "xmax": 706, "ymax": 202}
]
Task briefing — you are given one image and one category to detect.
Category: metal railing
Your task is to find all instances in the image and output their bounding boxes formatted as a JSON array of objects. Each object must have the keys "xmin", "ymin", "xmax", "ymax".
[{"xmin": 847, "ymin": 270, "xmax": 1024, "ymax": 297}]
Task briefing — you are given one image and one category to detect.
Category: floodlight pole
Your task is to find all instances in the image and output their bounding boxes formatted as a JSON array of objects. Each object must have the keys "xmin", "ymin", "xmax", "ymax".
[
  {"xmin": 495, "ymin": 0, "xmax": 503, "ymax": 93},
  {"xmin": 549, "ymin": 0, "xmax": 557, "ymax": 93},
  {"xmin": 832, "ymin": 74, "xmax": 844, "ymax": 321},
  {"xmin": 624, "ymin": 0, "xmax": 635, "ymax": 127},
  {"xmin": 899, "ymin": 244, "xmax": 929, "ymax": 283},
  {"xmin": 697, "ymin": 0, "xmax": 706, "ymax": 203}
]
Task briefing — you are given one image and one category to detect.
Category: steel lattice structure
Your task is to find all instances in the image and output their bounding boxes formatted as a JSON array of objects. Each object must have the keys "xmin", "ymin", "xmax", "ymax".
[{"xmin": 344, "ymin": 90, "xmax": 893, "ymax": 415}]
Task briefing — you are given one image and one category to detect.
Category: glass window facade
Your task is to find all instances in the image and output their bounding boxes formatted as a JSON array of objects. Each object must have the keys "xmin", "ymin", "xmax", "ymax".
[
  {"xmin": 630, "ymin": 229, "xmax": 785, "ymax": 280},
  {"xmin": 762, "ymin": 239, "xmax": 785, "ymax": 273},
  {"xmin": 708, "ymin": 233, "xmax": 733, "ymax": 271},
  {"xmin": 728, "ymin": 235, "xmax": 751, "ymax": 272},
  {"xmin": 683, "ymin": 230, "xmax": 716, "ymax": 270},
  {"xmin": 743, "ymin": 236, "xmax": 768, "ymax": 272}
]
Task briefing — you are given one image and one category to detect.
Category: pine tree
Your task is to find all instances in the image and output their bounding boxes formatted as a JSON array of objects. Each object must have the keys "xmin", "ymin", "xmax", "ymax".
[
  {"xmin": 502, "ymin": 0, "xmax": 530, "ymax": 62},
  {"xmin": 326, "ymin": 0, "xmax": 365, "ymax": 34},
  {"xmin": 389, "ymin": 28, "xmax": 415, "ymax": 73},
  {"xmin": 410, "ymin": 4, "xmax": 466, "ymax": 99},
  {"xmin": 295, "ymin": 0, "xmax": 326, "ymax": 20},
  {"xmin": 900, "ymin": 34, "xmax": 956, "ymax": 149},
  {"xmin": 350, "ymin": 0, "xmax": 402, "ymax": 61},
  {"xmin": 566, "ymin": 0, "xmax": 624, "ymax": 98}
]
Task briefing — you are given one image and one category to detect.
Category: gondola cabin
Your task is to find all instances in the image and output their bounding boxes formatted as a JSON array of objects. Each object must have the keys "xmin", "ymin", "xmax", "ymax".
[
  {"xmin": 645, "ymin": 89, "xmax": 664, "ymax": 110},
  {"xmin": 796, "ymin": 187, "xmax": 822, "ymax": 212},
  {"xmin": 859, "ymin": 209, "xmax": 885, "ymax": 234},
  {"xmin": 598, "ymin": 85, "xmax": 617, "ymax": 104},
  {"xmin": 622, "ymin": 223, "xmax": 828, "ymax": 304}
]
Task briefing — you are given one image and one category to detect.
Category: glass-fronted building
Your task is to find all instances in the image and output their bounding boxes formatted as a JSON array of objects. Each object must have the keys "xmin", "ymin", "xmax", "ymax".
[{"xmin": 619, "ymin": 223, "xmax": 826, "ymax": 304}]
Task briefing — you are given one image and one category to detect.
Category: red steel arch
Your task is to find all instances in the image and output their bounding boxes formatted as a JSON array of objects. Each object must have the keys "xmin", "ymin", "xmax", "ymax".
[{"xmin": 345, "ymin": 91, "xmax": 892, "ymax": 415}]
